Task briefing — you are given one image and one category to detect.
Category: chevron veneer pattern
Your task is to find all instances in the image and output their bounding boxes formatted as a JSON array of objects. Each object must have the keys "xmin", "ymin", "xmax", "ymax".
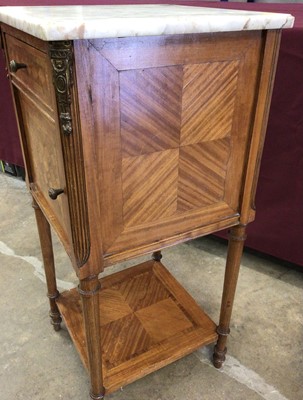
[
  {"xmin": 115, "ymin": 268, "xmax": 170, "ymax": 311},
  {"xmin": 122, "ymin": 149, "xmax": 179, "ymax": 226},
  {"xmin": 178, "ymin": 137, "xmax": 231, "ymax": 211},
  {"xmin": 120, "ymin": 61, "xmax": 238, "ymax": 227},
  {"xmin": 120, "ymin": 66, "xmax": 183, "ymax": 157},
  {"xmin": 181, "ymin": 60, "xmax": 239, "ymax": 145}
]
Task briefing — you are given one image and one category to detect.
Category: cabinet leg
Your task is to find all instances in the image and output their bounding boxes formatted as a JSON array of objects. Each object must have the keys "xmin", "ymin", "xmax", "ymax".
[
  {"xmin": 32, "ymin": 199, "xmax": 62, "ymax": 331},
  {"xmin": 213, "ymin": 225, "xmax": 247, "ymax": 369},
  {"xmin": 152, "ymin": 251, "xmax": 162, "ymax": 261},
  {"xmin": 79, "ymin": 275, "xmax": 105, "ymax": 400}
]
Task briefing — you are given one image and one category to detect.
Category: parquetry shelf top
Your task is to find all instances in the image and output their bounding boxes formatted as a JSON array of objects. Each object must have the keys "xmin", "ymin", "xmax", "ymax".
[{"xmin": 0, "ymin": 5, "xmax": 294, "ymax": 41}]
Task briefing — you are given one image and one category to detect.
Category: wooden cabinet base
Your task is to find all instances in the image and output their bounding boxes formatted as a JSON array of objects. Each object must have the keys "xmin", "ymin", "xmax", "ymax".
[{"xmin": 57, "ymin": 260, "xmax": 218, "ymax": 395}]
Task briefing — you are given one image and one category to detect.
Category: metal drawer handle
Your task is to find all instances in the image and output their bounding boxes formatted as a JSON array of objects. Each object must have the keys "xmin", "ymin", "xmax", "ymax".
[
  {"xmin": 48, "ymin": 188, "xmax": 64, "ymax": 200},
  {"xmin": 9, "ymin": 60, "xmax": 27, "ymax": 73}
]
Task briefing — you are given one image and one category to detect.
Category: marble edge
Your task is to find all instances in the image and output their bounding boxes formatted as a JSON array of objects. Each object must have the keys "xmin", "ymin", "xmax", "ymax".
[{"xmin": 0, "ymin": 5, "xmax": 295, "ymax": 41}]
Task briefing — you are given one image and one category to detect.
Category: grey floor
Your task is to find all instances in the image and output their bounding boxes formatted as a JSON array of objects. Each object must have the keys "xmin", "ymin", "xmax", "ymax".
[{"xmin": 0, "ymin": 172, "xmax": 302, "ymax": 400}]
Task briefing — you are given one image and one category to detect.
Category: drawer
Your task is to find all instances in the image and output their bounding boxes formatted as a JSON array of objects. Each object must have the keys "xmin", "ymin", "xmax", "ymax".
[{"xmin": 5, "ymin": 33, "xmax": 54, "ymax": 111}]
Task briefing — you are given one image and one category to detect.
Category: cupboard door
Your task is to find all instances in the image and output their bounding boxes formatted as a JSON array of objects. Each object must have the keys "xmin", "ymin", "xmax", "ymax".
[{"xmin": 14, "ymin": 87, "xmax": 72, "ymax": 249}]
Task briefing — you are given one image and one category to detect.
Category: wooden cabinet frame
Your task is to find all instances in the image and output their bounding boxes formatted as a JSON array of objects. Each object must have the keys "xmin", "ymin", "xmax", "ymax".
[{"xmin": 1, "ymin": 23, "xmax": 281, "ymax": 399}]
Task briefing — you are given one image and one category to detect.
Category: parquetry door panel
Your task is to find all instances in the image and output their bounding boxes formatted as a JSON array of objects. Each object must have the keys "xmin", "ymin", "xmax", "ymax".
[{"xmin": 76, "ymin": 32, "xmax": 263, "ymax": 258}]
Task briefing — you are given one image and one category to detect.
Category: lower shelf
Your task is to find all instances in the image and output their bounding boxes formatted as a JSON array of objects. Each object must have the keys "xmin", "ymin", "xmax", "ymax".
[{"xmin": 56, "ymin": 260, "xmax": 218, "ymax": 394}]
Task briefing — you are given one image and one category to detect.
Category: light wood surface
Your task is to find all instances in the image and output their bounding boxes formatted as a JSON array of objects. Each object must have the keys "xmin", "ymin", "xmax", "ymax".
[
  {"xmin": 57, "ymin": 260, "xmax": 217, "ymax": 394},
  {"xmin": 75, "ymin": 31, "xmax": 263, "ymax": 270}
]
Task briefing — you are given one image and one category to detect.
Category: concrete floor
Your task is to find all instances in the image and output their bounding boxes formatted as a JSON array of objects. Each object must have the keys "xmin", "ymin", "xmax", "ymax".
[{"xmin": 0, "ymin": 172, "xmax": 302, "ymax": 400}]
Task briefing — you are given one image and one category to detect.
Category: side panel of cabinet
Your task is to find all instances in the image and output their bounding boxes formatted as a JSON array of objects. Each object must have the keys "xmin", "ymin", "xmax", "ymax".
[{"xmin": 75, "ymin": 31, "xmax": 265, "ymax": 266}]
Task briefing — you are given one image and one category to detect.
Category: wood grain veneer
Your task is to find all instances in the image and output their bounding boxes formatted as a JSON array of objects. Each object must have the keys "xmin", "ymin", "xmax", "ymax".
[
  {"xmin": 0, "ymin": 19, "xmax": 282, "ymax": 399},
  {"xmin": 74, "ymin": 31, "xmax": 264, "ymax": 270},
  {"xmin": 57, "ymin": 261, "xmax": 217, "ymax": 394}
]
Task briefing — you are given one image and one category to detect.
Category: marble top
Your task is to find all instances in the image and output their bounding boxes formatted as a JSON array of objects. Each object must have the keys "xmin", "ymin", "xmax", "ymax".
[{"xmin": 0, "ymin": 5, "xmax": 294, "ymax": 41}]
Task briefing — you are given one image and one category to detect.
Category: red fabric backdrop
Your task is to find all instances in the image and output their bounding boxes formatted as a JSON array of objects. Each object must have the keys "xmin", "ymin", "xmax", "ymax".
[{"xmin": 1, "ymin": 2, "xmax": 303, "ymax": 266}]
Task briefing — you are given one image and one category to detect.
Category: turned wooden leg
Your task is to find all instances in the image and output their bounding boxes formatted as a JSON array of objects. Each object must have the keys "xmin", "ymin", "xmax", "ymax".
[
  {"xmin": 79, "ymin": 275, "xmax": 105, "ymax": 400},
  {"xmin": 152, "ymin": 250, "xmax": 162, "ymax": 261},
  {"xmin": 32, "ymin": 199, "xmax": 62, "ymax": 331},
  {"xmin": 213, "ymin": 224, "xmax": 247, "ymax": 368}
]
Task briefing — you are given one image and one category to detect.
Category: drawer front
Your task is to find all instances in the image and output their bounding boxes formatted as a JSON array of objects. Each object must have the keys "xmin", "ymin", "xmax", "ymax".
[{"xmin": 5, "ymin": 34, "xmax": 54, "ymax": 111}]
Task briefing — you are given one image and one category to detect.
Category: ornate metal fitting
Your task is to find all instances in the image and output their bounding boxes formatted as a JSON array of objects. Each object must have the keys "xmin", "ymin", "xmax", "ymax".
[{"xmin": 49, "ymin": 41, "xmax": 74, "ymax": 136}]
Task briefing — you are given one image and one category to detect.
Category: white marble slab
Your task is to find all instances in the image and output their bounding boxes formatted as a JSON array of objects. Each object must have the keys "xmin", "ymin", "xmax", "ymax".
[{"xmin": 0, "ymin": 5, "xmax": 294, "ymax": 41}]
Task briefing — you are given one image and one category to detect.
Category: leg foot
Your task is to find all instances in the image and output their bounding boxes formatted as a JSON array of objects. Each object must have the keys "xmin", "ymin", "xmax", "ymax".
[
  {"xmin": 152, "ymin": 251, "xmax": 162, "ymax": 261},
  {"xmin": 90, "ymin": 390, "xmax": 104, "ymax": 400},
  {"xmin": 213, "ymin": 345, "xmax": 227, "ymax": 369},
  {"xmin": 49, "ymin": 310, "xmax": 62, "ymax": 331}
]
